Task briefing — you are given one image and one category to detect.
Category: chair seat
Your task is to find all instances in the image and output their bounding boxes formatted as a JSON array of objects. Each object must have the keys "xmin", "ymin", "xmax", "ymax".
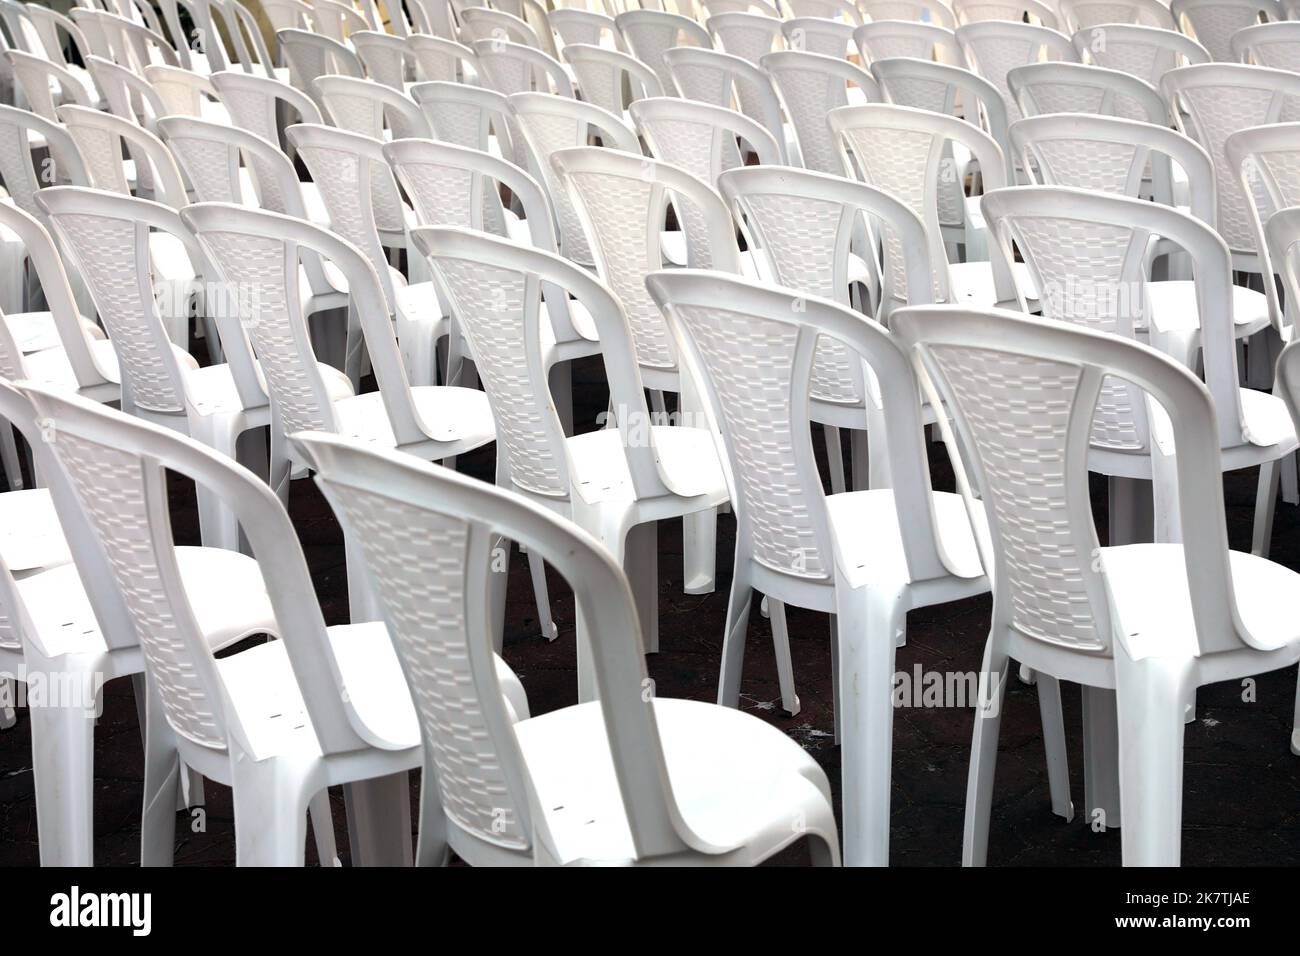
[
  {"xmin": 216, "ymin": 620, "xmax": 528, "ymax": 761},
  {"xmin": 514, "ymin": 697, "xmax": 833, "ymax": 864},
  {"xmin": 948, "ymin": 260, "xmax": 1037, "ymax": 309},
  {"xmin": 565, "ymin": 424, "xmax": 728, "ymax": 504},
  {"xmin": 333, "ymin": 385, "xmax": 496, "ymax": 454},
  {"xmin": 392, "ymin": 279, "xmax": 449, "ymax": 326},
  {"xmin": 21, "ymin": 337, "xmax": 186, "ymax": 393},
  {"xmin": 1103, "ymin": 543, "xmax": 1300, "ymax": 657},
  {"xmin": 1145, "ymin": 281, "xmax": 1271, "ymax": 339},
  {"xmin": 1145, "ymin": 386, "xmax": 1296, "ymax": 455},
  {"xmin": 0, "ymin": 489, "xmax": 68, "ymax": 573},
  {"xmin": 827, "ymin": 488, "xmax": 986, "ymax": 589},
  {"xmin": 6, "ymin": 311, "xmax": 104, "ymax": 353},
  {"xmin": 16, "ymin": 545, "xmax": 275, "ymax": 659}
]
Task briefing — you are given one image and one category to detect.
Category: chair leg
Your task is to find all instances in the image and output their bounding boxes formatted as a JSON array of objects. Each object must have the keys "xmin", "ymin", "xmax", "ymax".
[
  {"xmin": 414, "ymin": 756, "xmax": 450, "ymax": 867},
  {"xmin": 232, "ymin": 757, "xmax": 313, "ymax": 867},
  {"xmin": 962, "ymin": 638, "xmax": 1010, "ymax": 866},
  {"xmin": 829, "ymin": 614, "xmax": 840, "ymax": 742},
  {"xmin": 345, "ymin": 534, "xmax": 384, "ymax": 624},
  {"xmin": 625, "ymin": 521, "xmax": 658, "ymax": 653},
  {"xmin": 1082, "ymin": 685, "xmax": 1120, "ymax": 831},
  {"xmin": 526, "ymin": 549, "xmax": 559, "ymax": 641},
  {"xmin": 0, "ymin": 423, "xmax": 23, "ymax": 490},
  {"xmin": 140, "ymin": 683, "xmax": 181, "ymax": 866},
  {"xmin": 822, "ymin": 425, "xmax": 846, "ymax": 495},
  {"xmin": 836, "ymin": 582, "xmax": 905, "ymax": 867},
  {"xmin": 1291, "ymin": 665, "xmax": 1300, "ymax": 757},
  {"xmin": 308, "ymin": 789, "xmax": 339, "ymax": 866},
  {"xmin": 1253, "ymin": 458, "xmax": 1280, "ymax": 557},
  {"xmin": 1034, "ymin": 674, "xmax": 1074, "ymax": 822},
  {"xmin": 1282, "ymin": 450, "xmax": 1298, "ymax": 505},
  {"xmin": 717, "ymin": 565, "xmax": 752, "ymax": 709},
  {"xmin": 1115, "ymin": 650, "xmax": 1192, "ymax": 866},
  {"xmin": 548, "ymin": 362, "xmax": 574, "ymax": 436},
  {"xmin": 487, "ymin": 533, "xmax": 509, "ymax": 655},
  {"xmin": 682, "ymin": 508, "xmax": 717, "ymax": 595},
  {"xmin": 850, "ymin": 428, "xmax": 871, "ymax": 491},
  {"xmin": 767, "ymin": 599, "xmax": 800, "ymax": 716},
  {"xmin": 30, "ymin": 682, "xmax": 98, "ymax": 865},
  {"xmin": 343, "ymin": 773, "xmax": 413, "ymax": 866},
  {"xmin": 0, "ymin": 677, "xmax": 14, "ymax": 729}
]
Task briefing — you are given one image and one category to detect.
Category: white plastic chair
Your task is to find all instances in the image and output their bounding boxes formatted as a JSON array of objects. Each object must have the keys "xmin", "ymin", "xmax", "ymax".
[
  {"xmin": 415, "ymin": 225, "xmax": 730, "ymax": 695},
  {"xmin": 1058, "ymin": 0, "xmax": 1175, "ymax": 31},
  {"xmin": 351, "ymin": 29, "xmax": 415, "ymax": 90},
  {"xmin": 0, "ymin": 379, "xmax": 278, "ymax": 865},
  {"xmin": 1073, "ymin": 23, "xmax": 1210, "ymax": 85},
  {"xmin": 279, "ymin": 28, "xmax": 363, "ymax": 99},
  {"xmin": 830, "ymin": 102, "xmax": 1027, "ymax": 306},
  {"xmin": 472, "ymin": 37, "xmax": 574, "ymax": 97},
  {"xmin": 142, "ymin": 63, "xmax": 230, "ymax": 123},
  {"xmin": 551, "ymin": 7, "xmax": 623, "ymax": 49},
  {"xmin": 782, "ymin": 16, "xmax": 856, "ymax": 57},
  {"xmin": 22, "ymin": 381, "xmax": 425, "ymax": 867},
  {"xmin": 311, "ymin": 0, "xmax": 370, "ymax": 43},
  {"xmin": 411, "ymin": 80, "xmax": 519, "ymax": 167},
  {"xmin": 953, "ymin": 0, "xmax": 1062, "ymax": 28},
  {"xmin": 509, "ymin": 91, "xmax": 640, "ymax": 267},
  {"xmin": 648, "ymin": 267, "xmax": 992, "ymax": 867},
  {"xmin": 1007, "ymin": 60, "xmax": 1169, "ymax": 122},
  {"xmin": 37, "ymin": 186, "xmax": 269, "ymax": 551},
  {"xmin": 0, "ymin": 103, "xmax": 89, "ymax": 222},
  {"xmin": 615, "ymin": 9, "xmax": 713, "ymax": 89},
  {"xmin": 956, "ymin": 21, "xmax": 1080, "ymax": 125},
  {"xmin": 260, "ymin": 0, "xmax": 314, "ymax": 33},
  {"xmin": 408, "ymin": 0, "xmax": 458, "ymax": 39},
  {"xmin": 1171, "ymin": 0, "xmax": 1280, "ymax": 60},
  {"xmin": 5, "ymin": 49, "xmax": 94, "ymax": 123},
  {"xmin": 893, "ymin": 303, "xmax": 1300, "ymax": 865},
  {"xmin": 407, "ymin": 34, "xmax": 477, "ymax": 84},
  {"xmin": 662, "ymin": 47, "xmax": 788, "ymax": 158},
  {"xmin": 295, "ymin": 426, "xmax": 837, "ymax": 866},
  {"xmin": 703, "ymin": 0, "xmax": 784, "ymax": 15},
  {"xmin": 854, "ymin": 20, "xmax": 966, "ymax": 65},
  {"xmin": 56, "ymin": 104, "xmax": 189, "ymax": 211},
  {"xmin": 460, "ymin": 6, "xmax": 542, "ymax": 47},
  {"xmin": 859, "ymin": 0, "xmax": 958, "ymax": 28},
  {"xmin": 761, "ymin": 49, "xmax": 881, "ymax": 172},
  {"xmin": 982, "ymin": 185, "xmax": 1295, "ymax": 553},
  {"xmin": 73, "ymin": 9, "xmax": 178, "ymax": 72},
  {"xmin": 563, "ymin": 42, "xmax": 665, "ymax": 115},
  {"xmin": 706, "ymin": 11, "xmax": 783, "ymax": 62},
  {"xmin": 314, "ymin": 74, "xmax": 431, "ymax": 140},
  {"xmin": 1231, "ymin": 19, "xmax": 1300, "ymax": 66},
  {"xmin": 782, "ymin": 0, "xmax": 863, "ymax": 20},
  {"xmin": 87, "ymin": 54, "xmax": 167, "ymax": 131},
  {"xmin": 211, "ymin": 67, "xmax": 324, "ymax": 154}
]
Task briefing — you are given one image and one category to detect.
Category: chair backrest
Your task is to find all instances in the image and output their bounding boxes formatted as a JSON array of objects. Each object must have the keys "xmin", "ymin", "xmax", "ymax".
[
  {"xmin": 57, "ymin": 104, "xmax": 189, "ymax": 209},
  {"xmin": 1230, "ymin": 20, "xmax": 1300, "ymax": 68},
  {"xmin": 703, "ymin": 0, "xmax": 784, "ymax": 15},
  {"xmin": 782, "ymin": 0, "xmax": 862, "ymax": 20},
  {"xmin": 1162, "ymin": 62, "xmax": 1300, "ymax": 260},
  {"xmin": 1072, "ymin": 23, "xmax": 1210, "ymax": 84},
  {"xmin": 472, "ymin": 37, "xmax": 574, "ymax": 97},
  {"xmin": 552, "ymin": 146, "xmax": 742, "ymax": 384},
  {"xmin": 899, "ymin": 302, "xmax": 1260, "ymax": 657},
  {"xmin": 1224, "ymin": 121, "xmax": 1300, "ymax": 336},
  {"xmin": 278, "ymin": 28, "xmax": 363, "ymax": 97},
  {"xmin": 24, "ymin": 382, "xmax": 376, "ymax": 757},
  {"xmin": 782, "ymin": 16, "xmax": 855, "ymax": 57},
  {"xmin": 286, "ymin": 123, "xmax": 406, "ymax": 309},
  {"xmin": 0, "ymin": 202, "xmax": 110, "ymax": 391},
  {"xmin": 662, "ymin": 46, "xmax": 787, "ymax": 156},
  {"xmin": 0, "ymin": 104, "xmax": 90, "ymax": 219},
  {"xmin": 143, "ymin": 63, "xmax": 220, "ymax": 118},
  {"xmin": 351, "ymin": 29, "xmax": 413, "ymax": 90},
  {"xmin": 182, "ymin": 201, "xmax": 431, "ymax": 449},
  {"xmin": 954, "ymin": 0, "xmax": 1061, "ymax": 28},
  {"xmin": 1006, "ymin": 60, "xmax": 1169, "ymax": 123},
  {"xmin": 24, "ymin": 4, "xmax": 91, "ymax": 69},
  {"xmin": 1265, "ymin": 205, "xmax": 1300, "ymax": 342},
  {"xmin": 509, "ymin": 91, "xmax": 640, "ymax": 266},
  {"xmin": 615, "ymin": 9, "xmax": 713, "ymax": 89},
  {"xmin": 37, "ymin": 187, "xmax": 220, "ymax": 418},
  {"xmin": 460, "ymin": 6, "xmax": 541, "ymax": 46},
  {"xmin": 311, "ymin": 0, "xmax": 369, "ymax": 43},
  {"xmin": 1170, "ymin": 0, "xmax": 1280, "ymax": 61},
  {"xmin": 212, "ymin": 68, "xmax": 324, "ymax": 151},
  {"xmin": 648, "ymin": 269, "xmax": 950, "ymax": 588},
  {"xmin": 411, "ymin": 79, "xmax": 518, "ymax": 162},
  {"xmin": 294, "ymin": 426, "xmax": 698, "ymax": 862},
  {"xmin": 761, "ymin": 49, "xmax": 880, "ymax": 173},
  {"xmin": 831, "ymin": 102, "xmax": 1014, "ymax": 302},
  {"xmin": 314, "ymin": 74, "xmax": 431, "ymax": 140},
  {"xmin": 408, "ymin": 0, "xmax": 458, "ymax": 39},
  {"xmin": 408, "ymin": 34, "xmax": 478, "ymax": 83},
  {"xmin": 706, "ymin": 11, "xmax": 783, "ymax": 62},
  {"xmin": 259, "ymin": 0, "xmax": 313, "ymax": 33},
  {"xmin": 563, "ymin": 42, "xmax": 664, "ymax": 115},
  {"xmin": 859, "ymin": 0, "xmax": 958, "ymax": 28},
  {"xmin": 630, "ymin": 95, "xmax": 784, "ymax": 189},
  {"xmin": 719, "ymin": 164, "xmax": 934, "ymax": 413},
  {"xmin": 5, "ymin": 49, "xmax": 92, "ymax": 123},
  {"xmin": 1058, "ymin": 0, "xmax": 1174, "ymax": 32},
  {"xmin": 956, "ymin": 21, "xmax": 1079, "ymax": 124},
  {"xmin": 551, "ymin": 8, "xmax": 622, "ymax": 49},
  {"xmin": 1011, "ymin": 112, "xmax": 1214, "ymax": 224},
  {"xmin": 870, "ymin": 57, "xmax": 1013, "ymax": 179},
  {"xmin": 855, "ymin": 20, "xmax": 965, "ymax": 65},
  {"xmin": 88, "ymin": 54, "xmax": 167, "ymax": 131},
  {"xmin": 78, "ymin": 9, "xmax": 178, "ymax": 71},
  {"xmin": 982, "ymin": 185, "xmax": 1245, "ymax": 452}
]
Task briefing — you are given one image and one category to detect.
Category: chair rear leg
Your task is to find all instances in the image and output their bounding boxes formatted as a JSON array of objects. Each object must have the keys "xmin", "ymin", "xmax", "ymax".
[
  {"xmin": 962, "ymin": 639, "xmax": 1010, "ymax": 866},
  {"xmin": 1036, "ymin": 674, "xmax": 1074, "ymax": 822}
]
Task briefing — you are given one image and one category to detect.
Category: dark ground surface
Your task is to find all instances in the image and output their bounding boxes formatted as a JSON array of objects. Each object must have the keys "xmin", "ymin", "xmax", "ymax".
[{"xmin": 1, "ymin": 353, "xmax": 1298, "ymax": 866}]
